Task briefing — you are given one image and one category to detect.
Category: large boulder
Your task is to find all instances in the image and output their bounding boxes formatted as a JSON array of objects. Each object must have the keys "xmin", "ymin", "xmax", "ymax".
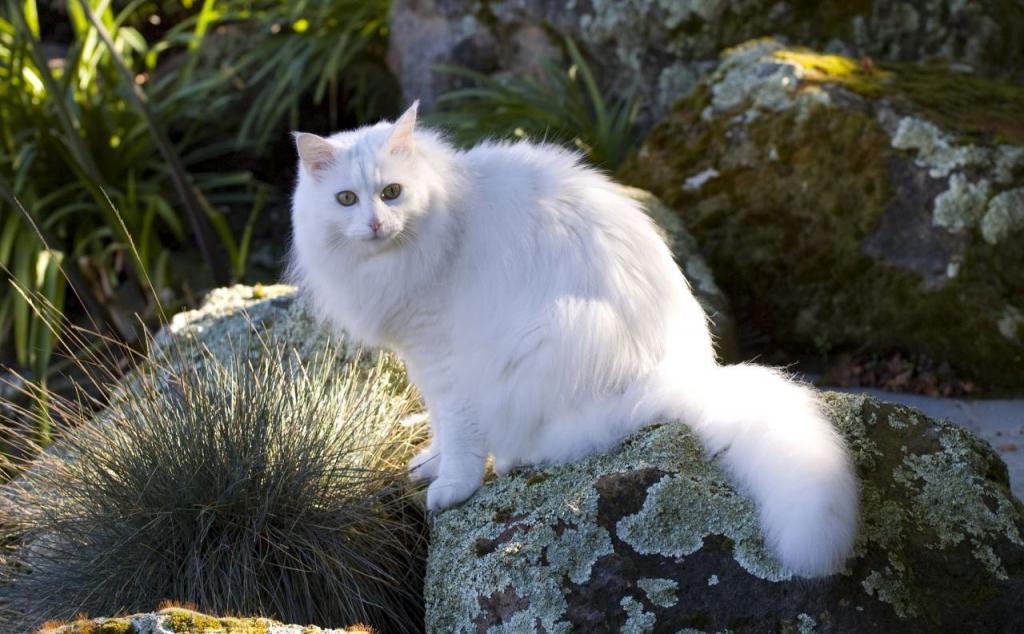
[
  {"xmin": 426, "ymin": 392, "xmax": 1024, "ymax": 632},
  {"xmin": 388, "ymin": 0, "xmax": 1023, "ymax": 124},
  {"xmin": 618, "ymin": 39, "xmax": 1024, "ymax": 390}
]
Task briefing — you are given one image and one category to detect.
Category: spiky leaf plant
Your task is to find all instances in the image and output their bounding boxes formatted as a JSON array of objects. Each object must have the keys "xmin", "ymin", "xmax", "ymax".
[
  {"xmin": 0, "ymin": 336, "xmax": 428, "ymax": 633},
  {"xmin": 427, "ymin": 37, "xmax": 641, "ymax": 170}
]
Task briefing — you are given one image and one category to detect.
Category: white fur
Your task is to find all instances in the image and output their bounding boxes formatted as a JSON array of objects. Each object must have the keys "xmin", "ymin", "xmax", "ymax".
[{"xmin": 288, "ymin": 104, "xmax": 859, "ymax": 577}]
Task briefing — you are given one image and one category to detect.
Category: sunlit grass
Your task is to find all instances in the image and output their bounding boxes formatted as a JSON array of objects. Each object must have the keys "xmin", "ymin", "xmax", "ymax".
[{"xmin": 0, "ymin": 329, "xmax": 428, "ymax": 632}]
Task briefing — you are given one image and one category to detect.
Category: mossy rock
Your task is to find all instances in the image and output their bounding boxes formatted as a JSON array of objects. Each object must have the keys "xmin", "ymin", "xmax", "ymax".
[
  {"xmin": 425, "ymin": 392, "xmax": 1024, "ymax": 632},
  {"xmin": 389, "ymin": 0, "xmax": 1024, "ymax": 126},
  {"xmin": 35, "ymin": 608, "xmax": 375, "ymax": 633},
  {"xmin": 618, "ymin": 39, "xmax": 1024, "ymax": 391},
  {"xmin": 153, "ymin": 284, "xmax": 342, "ymax": 366}
]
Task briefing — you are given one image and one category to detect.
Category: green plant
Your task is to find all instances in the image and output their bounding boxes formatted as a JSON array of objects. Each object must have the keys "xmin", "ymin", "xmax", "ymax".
[
  {"xmin": 0, "ymin": 335, "xmax": 428, "ymax": 632},
  {"xmin": 184, "ymin": 0, "xmax": 397, "ymax": 151},
  {"xmin": 427, "ymin": 38, "xmax": 641, "ymax": 169},
  {"xmin": 0, "ymin": 0, "xmax": 265, "ymax": 389}
]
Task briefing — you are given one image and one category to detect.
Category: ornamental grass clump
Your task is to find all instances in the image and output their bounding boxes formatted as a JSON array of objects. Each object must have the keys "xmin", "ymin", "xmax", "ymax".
[{"xmin": 0, "ymin": 338, "xmax": 428, "ymax": 633}]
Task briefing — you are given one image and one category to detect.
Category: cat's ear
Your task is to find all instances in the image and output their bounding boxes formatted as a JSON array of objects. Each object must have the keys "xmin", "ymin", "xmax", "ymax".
[
  {"xmin": 387, "ymin": 100, "xmax": 419, "ymax": 156},
  {"xmin": 294, "ymin": 132, "xmax": 336, "ymax": 177}
]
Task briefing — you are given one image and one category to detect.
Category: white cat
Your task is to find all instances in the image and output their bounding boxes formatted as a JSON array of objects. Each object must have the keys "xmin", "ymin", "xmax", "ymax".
[{"xmin": 288, "ymin": 102, "xmax": 858, "ymax": 577}]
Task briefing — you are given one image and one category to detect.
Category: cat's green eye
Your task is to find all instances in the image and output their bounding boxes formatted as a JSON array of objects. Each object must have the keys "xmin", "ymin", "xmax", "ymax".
[
  {"xmin": 381, "ymin": 183, "xmax": 402, "ymax": 201},
  {"xmin": 335, "ymin": 190, "xmax": 358, "ymax": 206}
]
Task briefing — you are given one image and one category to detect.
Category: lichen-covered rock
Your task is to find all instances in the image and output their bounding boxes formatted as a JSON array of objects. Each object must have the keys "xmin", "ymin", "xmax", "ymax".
[
  {"xmin": 619, "ymin": 39, "xmax": 1024, "ymax": 390},
  {"xmin": 425, "ymin": 392, "xmax": 1024, "ymax": 632},
  {"xmin": 388, "ymin": 0, "xmax": 1024, "ymax": 125},
  {"xmin": 153, "ymin": 283, "xmax": 346, "ymax": 364},
  {"xmin": 37, "ymin": 607, "xmax": 375, "ymax": 633}
]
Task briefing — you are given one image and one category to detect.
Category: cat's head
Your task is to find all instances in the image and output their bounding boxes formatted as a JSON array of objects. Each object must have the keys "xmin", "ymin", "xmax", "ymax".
[{"xmin": 291, "ymin": 101, "xmax": 450, "ymax": 255}]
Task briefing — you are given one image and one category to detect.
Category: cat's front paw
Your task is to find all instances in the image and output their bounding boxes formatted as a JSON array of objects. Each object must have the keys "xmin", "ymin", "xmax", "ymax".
[
  {"xmin": 408, "ymin": 445, "xmax": 441, "ymax": 482},
  {"xmin": 426, "ymin": 476, "xmax": 481, "ymax": 511}
]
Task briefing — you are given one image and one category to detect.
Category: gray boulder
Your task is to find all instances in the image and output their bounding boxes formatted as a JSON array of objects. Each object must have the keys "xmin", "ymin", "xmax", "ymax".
[
  {"xmin": 388, "ymin": 0, "xmax": 1023, "ymax": 125},
  {"xmin": 619, "ymin": 39, "xmax": 1024, "ymax": 390},
  {"xmin": 426, "ymin": 393, "xmax": 1024, "ymax": 632}
]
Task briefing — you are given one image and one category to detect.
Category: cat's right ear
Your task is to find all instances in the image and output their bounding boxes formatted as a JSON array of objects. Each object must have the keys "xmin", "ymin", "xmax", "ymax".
[{"xmin": 294, "ymin": 132, "xmax": 336, "ymax": 178}]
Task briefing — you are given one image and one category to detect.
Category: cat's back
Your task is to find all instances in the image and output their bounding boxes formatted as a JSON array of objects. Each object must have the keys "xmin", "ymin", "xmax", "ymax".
[
  {"xmin": 452, "ymin": 138, "xmax": 686, "ymax": 312},
  {"xmin": 458, "ymin": 141, "xmax": 593, "ymax": 216},
  {"xmin": 456, "ymin": 140, "xmax": 649, "ymax": 235}
]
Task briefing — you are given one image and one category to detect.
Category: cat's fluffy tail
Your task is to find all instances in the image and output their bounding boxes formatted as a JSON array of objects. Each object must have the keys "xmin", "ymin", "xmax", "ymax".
[{"xmin": 652, "ymin": 363, "xmax": 859, "ymax": 577}]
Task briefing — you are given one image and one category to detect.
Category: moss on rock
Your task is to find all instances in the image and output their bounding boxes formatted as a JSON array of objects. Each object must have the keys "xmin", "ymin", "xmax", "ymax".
[
  {"xmin": 425, "ymin": 393, "xmax": 1024, "ymax": 631},
  {"xmin": 37, "ymin": 609, "xmax": 372, "ymax": 634},
  {"xmin": 391, "ymin": 0, "xmax": 1024, "ymax": 128},
  {"xmin": 619, "ymin": 39, "xmax": 1024, "ymax": 390}
]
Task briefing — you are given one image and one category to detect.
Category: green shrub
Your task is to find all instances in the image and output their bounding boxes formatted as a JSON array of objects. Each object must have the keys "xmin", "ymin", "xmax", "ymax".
[
  {"xmin": 0, "ymin": 0, "xmax": 396, "ymax": 393},
  {"xmin": 0, "ymin": 336, "xmax": 428, "ymax": 633},
  {"xmin": 202, "ymin": 0, "xmax": 397, "ymax": 151},
  {"xmin": 0, "ymin": 0, "xmax": 266, "ymax": 391},
  {"xmin": 428, "ymin": 38, "xmax": 641, "ymax": 169}
]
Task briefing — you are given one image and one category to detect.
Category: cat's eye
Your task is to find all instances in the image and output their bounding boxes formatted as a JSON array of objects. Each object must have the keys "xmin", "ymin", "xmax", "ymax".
[
  {"xmin": 336, "ymin": 190, "xmax": 358, "ymax": 206},
  {"xmin": 381, "ymin": 183, "xmax": 402, "ymax": 201}
]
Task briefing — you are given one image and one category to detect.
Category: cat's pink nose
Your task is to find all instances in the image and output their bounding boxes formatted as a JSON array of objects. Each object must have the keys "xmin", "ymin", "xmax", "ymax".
[{"xmin": 368, "ymin": 219, "xmax": 382, "ymax": 233}]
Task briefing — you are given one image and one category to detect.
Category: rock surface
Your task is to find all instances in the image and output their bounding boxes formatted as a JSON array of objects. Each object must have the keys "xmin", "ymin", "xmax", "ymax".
[
  {"xmin": 426, "ymin": 392, "xmax": 1024, "ymax": 632},
  {"xmin": 388, "ymin": 0, "xmax": 1023, "ymax": 124},
  {"xmin": 619, "ymin": 39, "xmax": 1024, "ymax": 390},
  {"xmin": 37, "ymin": 607, "xmax": 374, "ymax": 633}
]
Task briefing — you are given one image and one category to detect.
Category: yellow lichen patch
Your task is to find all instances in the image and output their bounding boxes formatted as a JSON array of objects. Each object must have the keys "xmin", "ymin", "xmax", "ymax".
[
  {"xmin": 773, "ymin": 49, "xmax": 891, "ymax": 95},
  {"xmin": 774, "ymin": 48, "xmax": 1024, "ymax": 144},
  {"xmin": 160, "ymin": 608, "xmax": 224, "ymax": 633},
  {"xmin": 36, "ymin": 617, "xmax": 135, "ymax": 634}
]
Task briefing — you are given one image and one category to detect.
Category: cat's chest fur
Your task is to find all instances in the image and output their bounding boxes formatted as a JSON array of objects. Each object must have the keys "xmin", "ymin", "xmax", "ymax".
[{"xmin": 305, "ymin": 248, "xmax": 454, "ymax": 351}]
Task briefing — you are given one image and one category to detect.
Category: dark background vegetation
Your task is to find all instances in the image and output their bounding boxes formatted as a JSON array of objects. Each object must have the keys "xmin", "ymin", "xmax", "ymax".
[
  {"xmin": 1, "ymin": 0, "xmax": 643, "ymax": 451},
  {"xmin": 1, "ymin": 0, "xmax": 402, "ymax": 444}
]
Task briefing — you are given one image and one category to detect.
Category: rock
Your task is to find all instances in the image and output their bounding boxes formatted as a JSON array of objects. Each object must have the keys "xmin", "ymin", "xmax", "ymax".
[
  {"xmin": 618, "ymin": 39, "xmax": 1024, "ymax": 390},
  {"xmin": 425, "ymin": 392, "xmax": 1024, "ymax": 632},
  {"xmin": 153, "ymin": 283, "xmax": 339, "ymax": 363},
  {"xmin": 37, "ymin": 607, "xmax": 375, "ymax": 633},
  {"xmin": 388, "ymin": 0, "xmax": 1023, "ymax": 125}
]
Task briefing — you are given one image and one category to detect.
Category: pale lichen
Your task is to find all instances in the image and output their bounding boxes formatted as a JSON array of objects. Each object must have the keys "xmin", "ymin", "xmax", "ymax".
[
  {"xmin": 890, "ymin": 116, "xmax": 992, "ymax": 178},
  {"xmin": 637, "ymin": 577, "xmax": 679, "ymax": 607},
  {"xmin": 931, "ymin": 173, "xmax": 991, "ymax": 231},
  {"xmin": 797, "ymin": 612, "xmax": 818, "ymax": 634},
  {"xmin": 980, "ymin": 187, "xmax": 1024, "ymax": 244},
  {"xmin": 617, "ymin": 472, "xmax": 791, "ymax": 582},
  {"xmin": 861, "ymin": 570, "xmax": 918, "ymax": 619},
  {"xmin": 996, "ymin": 306, "xmax": 1023, "ymax": 342},
  {"xmin": 704, "ymin": 39, "xmax": 833, "ymax": 121},
  {"xmin": 619, "ymin": 596, "xmax": 656, "ymax": 633}
]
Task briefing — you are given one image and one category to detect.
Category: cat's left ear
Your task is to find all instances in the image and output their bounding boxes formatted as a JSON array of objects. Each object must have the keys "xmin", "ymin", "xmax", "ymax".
[{"xmin": 387, "ymin": 100, "xmax": 419, "ymax": 156}]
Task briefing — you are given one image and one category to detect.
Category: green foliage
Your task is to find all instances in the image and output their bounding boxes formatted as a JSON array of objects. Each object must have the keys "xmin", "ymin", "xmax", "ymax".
[
  {"xmin": 428, "ymin": 38, "xmax": 640, "ymax": 169},
  {"xmin": 167, "ymin": 0, "xmax": 395, "ymax": 151},
  {"xmin": 0, "ymin": 0, "xmax": 395, "ymax": 395},
  {"xmin": 0, "ymin": 0, "xmax": 266, "ymax": 389},
  {"xmin": 0, "ymin": 337, "xmax": 428, "ymax": 632}
]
